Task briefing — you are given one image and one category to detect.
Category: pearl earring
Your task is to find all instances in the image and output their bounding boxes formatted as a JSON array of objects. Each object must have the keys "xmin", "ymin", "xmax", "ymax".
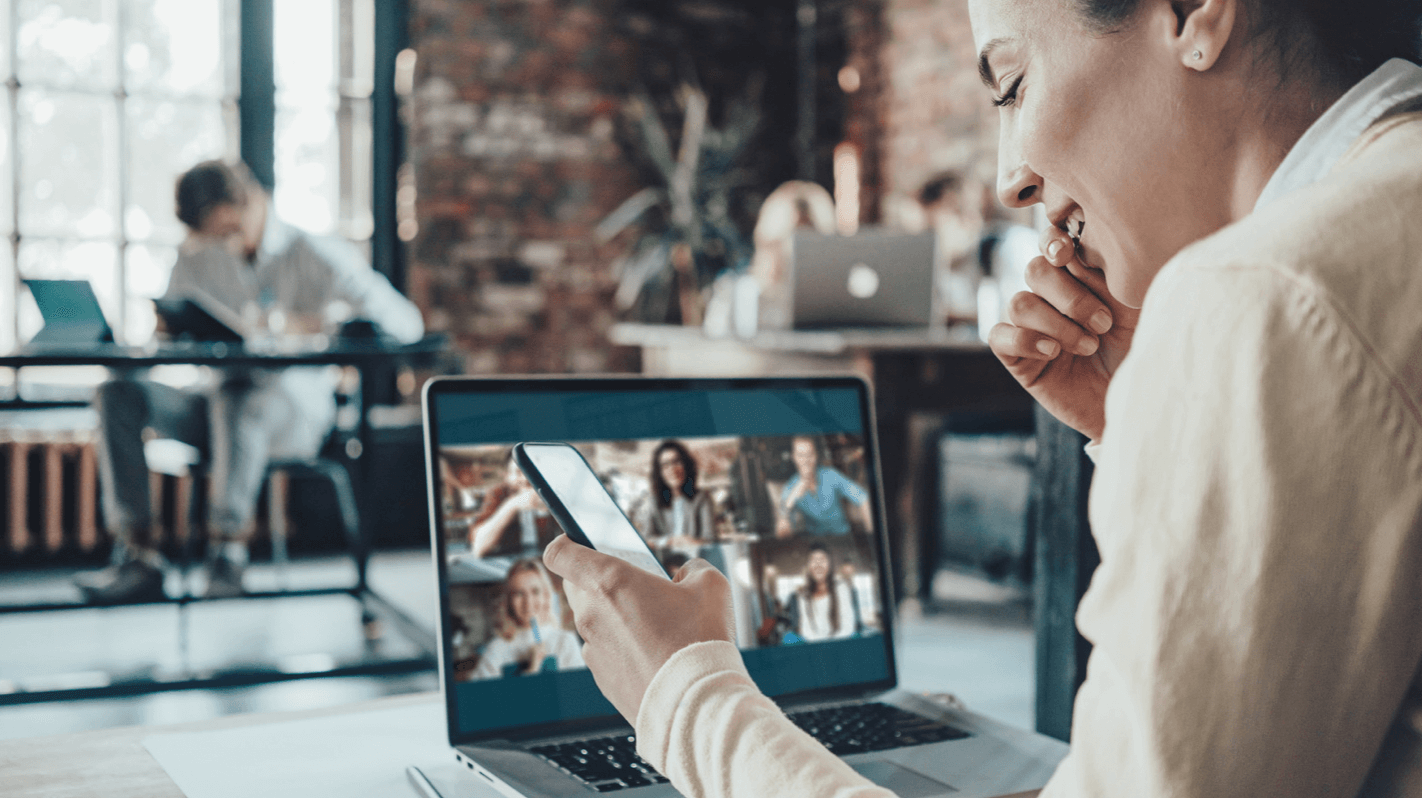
[{"xmin": 1192, "ymin": 50, "xmax": 1203, "ymax": 61}]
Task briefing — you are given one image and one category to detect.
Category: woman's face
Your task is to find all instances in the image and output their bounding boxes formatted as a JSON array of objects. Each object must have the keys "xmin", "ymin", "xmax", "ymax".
[
  {"xmin": 969, "ymin": 0, "xmax": 1240, "ymax": 307},
  {"xmin": 507, "ymin": 569, "xmax": 549, "ymax": 628},
  {"xmin": 807, "ymin": 550, "xmax": 831, "ymax": 584},
  {"xmin": 792, "ymin": 440, "xmax": 818, "ymax": 477},
  {"xmin": 658, "ymin": 449, "xmax": 688, "ymax": 491}
]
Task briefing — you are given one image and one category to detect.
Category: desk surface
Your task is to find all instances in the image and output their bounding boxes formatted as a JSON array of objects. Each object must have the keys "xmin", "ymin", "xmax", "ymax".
[
  {"xmin": 610, "ymin": 322, "xmax": 988, "ymax": 356},
  {"xmin": 0, "ymin": 336, "xmax": 450, "ymax": 369},
  {"xmin": 0, "ymin": 692, "xmax": 438, "ymax": 798}
]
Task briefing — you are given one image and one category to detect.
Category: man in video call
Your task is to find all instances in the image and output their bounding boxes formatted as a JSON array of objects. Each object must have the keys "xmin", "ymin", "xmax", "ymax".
[{"xmin": 76, "ymin": 160, "xmax": 424, "ymax": 604}]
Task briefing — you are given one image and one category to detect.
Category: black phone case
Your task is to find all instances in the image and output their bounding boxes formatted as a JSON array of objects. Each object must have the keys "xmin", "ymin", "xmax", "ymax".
[{"xmin": 512, "ymin": 442, "xmax": 669, "ymax": 577}]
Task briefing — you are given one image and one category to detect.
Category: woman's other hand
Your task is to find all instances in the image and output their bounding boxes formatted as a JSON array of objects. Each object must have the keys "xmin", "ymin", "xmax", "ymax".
[
  {"xmin": 989, "ymin": 226, "xmax": 1139, "ymax": 442},
  {"xmin": 543, "ymin": 535, "xmax": 736, "ymax": 722}
]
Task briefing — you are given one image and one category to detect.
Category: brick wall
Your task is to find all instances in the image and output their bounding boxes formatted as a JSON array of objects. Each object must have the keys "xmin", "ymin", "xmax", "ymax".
[
  {"xmin": 407, "ymin": 0, "xmax": 644, "ymax": 374},
  {"xmin": 877, "ymin": 0, "xmax": 1004, "ymax": 215}
]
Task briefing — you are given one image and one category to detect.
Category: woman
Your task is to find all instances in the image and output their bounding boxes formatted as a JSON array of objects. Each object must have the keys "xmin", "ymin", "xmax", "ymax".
[
  {"xmin": 468, "ymin": 452, "xmax": 558, "ymax": 559},
  {"xmin": 775, "ymin": 436, "xmax": 873, "ymax": 537},
  {"xmin": 544, "ymin": 2, "xmax": 1422, "ymax": 796},
  {"xmin": 645, "ymin": 439, "xmax": 716, "ymax": 545},
  {"xmin": 787, "ymin": 544, "xmax": 857, "ymax": 642},
  {"xmin": 472, "ymin": 558, "xmax": 584, "ymax": 679}
]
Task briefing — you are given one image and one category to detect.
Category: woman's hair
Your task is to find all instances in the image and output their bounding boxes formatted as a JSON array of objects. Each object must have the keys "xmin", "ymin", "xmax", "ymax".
[
  {"xmin": 799, "ymin": 543, "xmax": 841, "ymax": 632},
  {"xmin": 493, "ymin": 558, "xmax": 560, "ymax": 640},
  {"xmin": 1074, "ymin": 0, "xmax": 1422, "ymax": 86},
  {"xmin": 174, "ymin": 160, "xmax": 250, "ymax": 230},
  {"xmin": 650, "ymin": 439, "xmax": 699, "ymax": 508}
]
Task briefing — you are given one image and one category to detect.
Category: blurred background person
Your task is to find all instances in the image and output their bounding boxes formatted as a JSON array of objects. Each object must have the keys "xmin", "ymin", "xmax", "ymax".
[
  {"xmin": 469, "ymin": 451, "xmax": 557, "ymax": 559},
  {"xmin": 644, "ymin": 439, "xmax": 715, "ymax": 547},
  {"xmin": 78, "ymin": 161, "xmax": 424, "ymax": 604},
  {"xmin": 788, "ymin": 544, "xmax": 856, "ymax": 642},
  {"xmin": 748, "ymin": 180, "xmax": 836, "ymax": 331},
  {"xmin": 472, "ymin": 559, "xmax": 585, "ymax": 679},
  {"xmin": 917, "ymin": 169, "xmax": 1036, "ymax": 334},
  {"xmin": 775, "ymin": 435, "xmax": 871, "ymax": 537}
]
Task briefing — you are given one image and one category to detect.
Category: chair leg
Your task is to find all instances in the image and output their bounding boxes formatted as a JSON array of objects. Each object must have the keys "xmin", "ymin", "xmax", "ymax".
[
  {"xmin": 267, "ymin": 469, "xmax": 291, "ymax": 589},
  {"xmin": 310, "ymin": 460, "xmax": 365, "ymax": 591}
]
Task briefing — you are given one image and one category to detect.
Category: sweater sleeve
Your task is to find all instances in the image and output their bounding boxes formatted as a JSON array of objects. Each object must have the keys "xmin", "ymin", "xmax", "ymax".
[
  {"xmin": 635, "ymin": 641, "xmax": 893, "ymax": 798},
  {"xmin": 1041, "ymin": 261, "xmax": 1422, "ymax": 798}
]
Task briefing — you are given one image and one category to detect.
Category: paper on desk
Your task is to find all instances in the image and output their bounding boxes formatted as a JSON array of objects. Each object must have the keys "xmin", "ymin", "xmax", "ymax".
[{"xmin": 143, "ymin": 700, "xmax": 503, "ymax": 798}]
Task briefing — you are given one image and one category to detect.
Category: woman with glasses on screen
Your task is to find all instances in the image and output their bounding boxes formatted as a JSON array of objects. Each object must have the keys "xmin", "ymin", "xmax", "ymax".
[{"xmin": 544, "ymin": 1, "xmax": 1422, "ymax": 796}]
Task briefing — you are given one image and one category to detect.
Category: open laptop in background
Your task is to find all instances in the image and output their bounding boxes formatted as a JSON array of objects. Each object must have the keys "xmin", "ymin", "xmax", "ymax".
[
  {"xmin": 422, "ymin": 376, "xmax": 1066, "ymax": 798},
  {"xmin": 152, "ymin": 297, "xmax": 244, "ymax": 344},
  {"xmin": 24, "ymin": 279, "xmax": 115, "ymax": 345},
  {"xmin": 790, "ymin": 229, "xmax": 939, "ymax": 330}
]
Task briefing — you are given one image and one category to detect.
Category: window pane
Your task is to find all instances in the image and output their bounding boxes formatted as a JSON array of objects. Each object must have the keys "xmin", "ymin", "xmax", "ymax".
[
  {"xmin": 18, "ymin": 239, "xmax": 120, "ymax": 339},
  {"xmin": 125, "ymin": 243, "xmax": 176, "ymax": 343},
  {"xmin": 274, "ymin": 0, "xmax": 335, "ymax": 94},
  {"xmin": 125, "ymin": 0, "xmax": 226, "ymax": 97},
  {"xmin": 127, "ymin": 99, "xmax": 227, "ymax": 243},
  {"xmin": 0, "ymin": 98, "xmax": 11, "ymax": 235},
  {"xmin": 275, "ymin": 99, "xmax": 339, "ymax": 235},
  {"xmin": 17, "ymin": 0, "xmax": 118, "ymax": 91},
  {"xmin": 0, "ymin": 246, "xmax": 13, "ymax": 353},
  {"xmin": 19, "ymin": 91, "xmax": 118, "ymax": 238}
]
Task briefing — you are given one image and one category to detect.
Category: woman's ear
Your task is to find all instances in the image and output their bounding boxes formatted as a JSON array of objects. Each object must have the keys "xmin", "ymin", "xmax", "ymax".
[{"xmin": 1173, "ymin": 0, "xmax": 1237, "ymax": 70}]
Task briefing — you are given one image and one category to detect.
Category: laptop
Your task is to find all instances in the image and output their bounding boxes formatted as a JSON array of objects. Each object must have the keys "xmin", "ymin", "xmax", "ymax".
[
  {"xmin": 790, "ymin": 229, "xmax": 939, "ymax": 329},
  {"xmin": 25, "ymin": 279, "xmax": 115, "ymax": 345},
  {"xmin": 422, "ymin": 376, "xmax": 1067, "ymax": 798}
]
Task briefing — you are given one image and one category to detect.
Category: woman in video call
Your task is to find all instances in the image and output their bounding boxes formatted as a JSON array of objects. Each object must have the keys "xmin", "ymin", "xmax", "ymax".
[
  {"xmin": 544, "ymin": 1, "xmax": 1422, "ymax": 796},
  {"xmin": 472, "ymin": 559, "xmax": 584, "ymax": 679},
  {"xmin": 789, "ymin": 544, "xmax": 857, "ymax": 643},
  {"xmin": 645, "ymin": 439, "xmax": 716, "ymax": 546},
  {"xmin": 468, "ymin": 452, "xmax": 558, "ymax": 559},
  {"xmin": 775, "ymin": 435, "xmax": 872, "ymax": 537}
]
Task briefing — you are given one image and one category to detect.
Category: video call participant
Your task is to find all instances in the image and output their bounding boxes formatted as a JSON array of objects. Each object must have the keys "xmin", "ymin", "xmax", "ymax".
[
  {"xmin": 77, "ymin": 160, "xmax": 424, "ymax": 604},
  {"xmin": 472, "ymin": 559, "xmax": 585, "ymax": 679},
  {"xmin": 787, "ymin": 544, "xmax": 857, "ymax": 643},
  {"xmin": 775, "ymin": 436, "xmax": 872, "ymax": 537},
  {"xmin": 644, "ymin": 439, "xmax": 715, "ymax": 546},
  {"xmin": 469, "ymin": 452, "xmax": 558, "ymax": 559}
]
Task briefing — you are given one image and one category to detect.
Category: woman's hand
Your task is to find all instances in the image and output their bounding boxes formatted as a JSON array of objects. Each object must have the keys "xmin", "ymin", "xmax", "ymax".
[
  {"xmin": 543, "ymin": 535, "xmax": 736, "ymax": 722},
  {"xmin": 523, "ymin": 642, "xmax": 547, "ymax": 675},
  {"xmin": 989, "ymin": 226, "xmax": 1139, "ymax": 442}
]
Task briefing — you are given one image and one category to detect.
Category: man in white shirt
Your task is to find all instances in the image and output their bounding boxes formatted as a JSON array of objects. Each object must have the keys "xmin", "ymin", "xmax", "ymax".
[{"xmin": 77, "ymin": 161, "xmax": 424, "ymax": 604}]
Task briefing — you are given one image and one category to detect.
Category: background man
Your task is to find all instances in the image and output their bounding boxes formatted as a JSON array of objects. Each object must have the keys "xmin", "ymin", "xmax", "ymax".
[{"xmin": 76, "ymin": 160, "xmax": 424, "ymax": 604}]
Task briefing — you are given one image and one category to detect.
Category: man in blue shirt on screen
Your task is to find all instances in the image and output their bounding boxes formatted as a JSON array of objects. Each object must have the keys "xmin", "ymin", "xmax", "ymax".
[{"xmin": 775, "ymin": 436, "xmax": 873, "ymax": 537}]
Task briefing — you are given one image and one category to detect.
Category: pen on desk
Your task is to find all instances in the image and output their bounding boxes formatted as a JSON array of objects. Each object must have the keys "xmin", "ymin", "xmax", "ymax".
[{"xmin": 407, "ymin": 765, "xmax": 445, "ymax": 798}]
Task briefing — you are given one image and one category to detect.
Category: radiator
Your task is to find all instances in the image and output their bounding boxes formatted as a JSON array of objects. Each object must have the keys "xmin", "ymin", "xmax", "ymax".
[{"xmin": 0, "ymin": 431, "xmax": 100, "ymax": 556}]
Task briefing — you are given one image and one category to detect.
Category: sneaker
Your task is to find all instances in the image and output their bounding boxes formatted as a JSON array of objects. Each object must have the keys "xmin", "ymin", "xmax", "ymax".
[
  {"xmin": 204, "ymin": 555, "xmax": 247, "ymax": 599},
  {"xmin": 74, "ymin": 560, "xmax": 166, "ymax": 605}
]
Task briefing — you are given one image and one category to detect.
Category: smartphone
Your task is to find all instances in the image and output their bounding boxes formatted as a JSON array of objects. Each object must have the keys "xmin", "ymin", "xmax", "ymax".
[{"xmin": 513, "ymin": 442, "xmax": 670, "ymax": 579}]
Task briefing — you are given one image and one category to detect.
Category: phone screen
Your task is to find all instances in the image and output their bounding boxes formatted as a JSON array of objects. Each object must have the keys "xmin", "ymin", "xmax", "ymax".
[{"xmin": 518, "ymin": 443, "xmax": 669, "ymax": 578}]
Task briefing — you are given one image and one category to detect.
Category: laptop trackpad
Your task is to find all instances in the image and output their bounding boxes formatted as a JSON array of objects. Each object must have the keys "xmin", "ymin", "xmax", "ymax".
[{"xmin": 851, "ymin": 761, "xmax": 955, "ymax": 796}]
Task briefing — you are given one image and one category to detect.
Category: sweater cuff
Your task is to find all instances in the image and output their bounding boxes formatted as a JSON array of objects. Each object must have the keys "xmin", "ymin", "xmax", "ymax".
[
  {"xmin": 635, "ymin": 640, "xmax": 749, "ymax": 773},
  {"xmin": 1083, "ymin": 440, "xmax": 1102, "ymax": 463}
]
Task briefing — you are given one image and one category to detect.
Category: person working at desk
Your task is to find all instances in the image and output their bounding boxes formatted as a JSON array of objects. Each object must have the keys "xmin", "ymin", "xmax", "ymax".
[{"xmin": 76, "ymin": 160, "xmax": 424, "ymax": 604}]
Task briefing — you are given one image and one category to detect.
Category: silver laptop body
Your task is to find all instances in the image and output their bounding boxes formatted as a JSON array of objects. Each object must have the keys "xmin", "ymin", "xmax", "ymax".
[
  {"xmin": 790, "ymin": 230, "xmax": 940, "ymax": 330},
  {"xmin": 423, "ymin": 376, "xmax": 1066, "ymax": 798}
]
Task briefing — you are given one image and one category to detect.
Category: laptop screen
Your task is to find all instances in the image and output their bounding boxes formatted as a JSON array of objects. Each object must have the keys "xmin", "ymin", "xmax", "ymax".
[{"xmin": 425, "ymin": 377, "xmax": 897, "ymax": 742}]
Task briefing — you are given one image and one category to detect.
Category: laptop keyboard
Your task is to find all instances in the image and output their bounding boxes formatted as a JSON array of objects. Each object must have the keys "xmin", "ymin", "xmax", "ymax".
[
  {"xmin": 531, "ymin": 703, "xmax": 968, "ymax": 791},
  {"xmin": 531, "ymin": 734, "xmax": 668, "ymax": 792}
]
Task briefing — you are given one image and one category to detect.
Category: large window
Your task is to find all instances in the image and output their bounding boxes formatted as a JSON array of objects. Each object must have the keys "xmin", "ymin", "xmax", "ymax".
[{"xmin": 1, "ymin": 0, "xmax": 377, "ymax": 352}]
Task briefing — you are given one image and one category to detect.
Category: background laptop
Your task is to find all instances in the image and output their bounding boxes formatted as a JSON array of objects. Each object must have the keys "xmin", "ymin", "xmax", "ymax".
[
  {"xmin": 423, "ymin": 376, "xmax": 1066, "ymax": 798},
  {"xmin": 24, "ymin": 279, "xmax": 114, "ymax": 345},
  {"xmin": 791, "ymin": 229, "xmax": 939, "ymax": 329}
]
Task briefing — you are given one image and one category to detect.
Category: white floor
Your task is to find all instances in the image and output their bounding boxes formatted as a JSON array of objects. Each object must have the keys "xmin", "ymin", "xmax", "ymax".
[{"xmin": 0, "ymin": 550, "xmax": 1034, "ymax": 740}]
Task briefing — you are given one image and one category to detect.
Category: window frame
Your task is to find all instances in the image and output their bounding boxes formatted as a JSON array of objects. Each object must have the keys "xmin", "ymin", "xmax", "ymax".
[{"xmin": 0, "ymin": 0, "xmax": 405, "ymax": 349}]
